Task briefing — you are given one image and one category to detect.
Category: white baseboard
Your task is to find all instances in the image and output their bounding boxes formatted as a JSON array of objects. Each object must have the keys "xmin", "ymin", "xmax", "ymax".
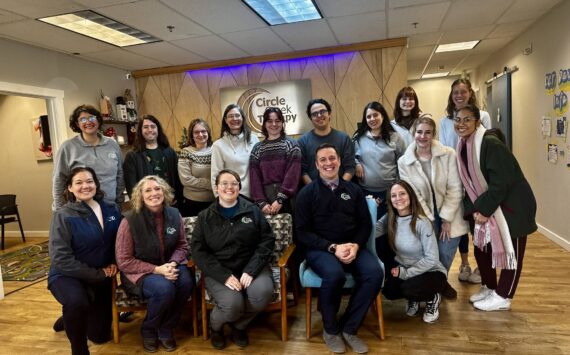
[
  {"xmin": 537, "ymin": 223, "xmax": 570, "ymax": 251},
  {"xmin": 2, "ymin": 231, "xmax": 48, "ymax": 238}
]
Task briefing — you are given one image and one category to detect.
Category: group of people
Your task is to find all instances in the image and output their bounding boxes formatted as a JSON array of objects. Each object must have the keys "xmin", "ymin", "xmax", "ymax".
[{"xmin": 47, "ymin": 77, "xmax": 537, "ymax": 355}]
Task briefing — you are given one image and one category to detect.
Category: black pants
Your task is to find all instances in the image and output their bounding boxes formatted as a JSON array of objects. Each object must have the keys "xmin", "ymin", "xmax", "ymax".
[
  {"xmin": 382, "ymin": 271, "xmax": 446, "ymax": 302},
  {"xmin": 49, "ymin": 276, "xmax": 112, "ymax": 355}
]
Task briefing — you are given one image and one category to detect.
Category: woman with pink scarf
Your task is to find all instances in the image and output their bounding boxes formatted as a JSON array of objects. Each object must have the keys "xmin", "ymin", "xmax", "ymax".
[{"xmin": 454, "ymin": 104, "xmax": 536, "ymax": 311}]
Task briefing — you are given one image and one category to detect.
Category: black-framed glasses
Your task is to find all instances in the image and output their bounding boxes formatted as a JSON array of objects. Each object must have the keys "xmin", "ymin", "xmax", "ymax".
[
  {"xmin": 310, "ymin": 109, "xmax": 328, "ymax": 118},
  {"xmin": 453, "ymin": 115, "xmax": 476, "ymax": 124},
  {"xmin": 79, "ymin": 116, "xmax": 97, "ymax": 124}
]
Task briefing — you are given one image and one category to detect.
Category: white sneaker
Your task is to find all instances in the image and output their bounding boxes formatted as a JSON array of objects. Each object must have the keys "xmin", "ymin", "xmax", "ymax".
[
  {"xmin": 423, "ymin": 293, "xmax": 441, "ymax": 323},
  {"xmin": 405, "ymin": 300, "xmax": 420, "ymax": 317},
  {"xmin": 467, "ymin": 267, "xmax": 482, "ymax": 284},
  {"xmin": 458, "ymin": 264, "xmax": 472, "ymax": 282},
  {"xmin": 469, "ymin": 285, "xmax": 493, "ymax": 303},
  {"xmin": 473, "ymin": 291, "xmax": 511, "ymax": 311}
]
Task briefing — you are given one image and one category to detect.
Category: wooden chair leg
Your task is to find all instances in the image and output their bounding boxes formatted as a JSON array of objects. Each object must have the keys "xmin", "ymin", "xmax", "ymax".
[
  {"xmin": 375, "ymin": 294, "xmax": 385, "ymax": 340},
  {"xmin": 16, "ymin": 211, "xmax": 25, "ymax": 242},
  {"xmin": 305, "ymin": 287, "xmax": 312, "ymax": 340},
  {"xmin": 111, "ymin": 280, "xmax": 120, "ymax": 343},
  {"xmin": 191, "ymin": 287, "xmax": 198, "ymax": 338},
  {"xmin": 280, "ymin": 267, "xmax": 288, "ymax": 341},
  {"xmin": 201, "ymin": 285, "xmax": 208, "ymax": 340}
]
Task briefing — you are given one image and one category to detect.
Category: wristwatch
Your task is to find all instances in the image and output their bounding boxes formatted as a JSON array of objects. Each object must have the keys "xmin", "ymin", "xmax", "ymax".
[{"xmin": 328, "ymin": 244, "xmax": 337, "ymax": 254}]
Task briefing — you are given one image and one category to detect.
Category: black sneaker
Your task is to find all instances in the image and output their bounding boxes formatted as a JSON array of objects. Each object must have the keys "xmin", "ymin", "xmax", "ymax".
[
  {"xmin": 210, "ymin": 328, "xmax": 226, "ymax": 350},
  {"xmin": 231, "ymin": 327, "xmax": 249, "ymax": 348},
  {"xmin": 442, "ymin": 281, "xmax": 458, "ymax": 300},
  {"xmin": 52, "ymin": 316, "xmax": 64, "ymax": 332}
]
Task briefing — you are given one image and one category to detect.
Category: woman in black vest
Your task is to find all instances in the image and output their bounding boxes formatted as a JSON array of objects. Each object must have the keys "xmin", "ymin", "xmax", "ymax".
[{"xmin": 116, "ymin": 175, "xmax": 195, "ymax": 352}]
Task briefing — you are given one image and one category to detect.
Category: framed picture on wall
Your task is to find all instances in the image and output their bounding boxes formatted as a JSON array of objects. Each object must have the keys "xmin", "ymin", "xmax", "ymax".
[{"xmin": 30, "ymin": 115, "xmax": 52, "ymax": 161}]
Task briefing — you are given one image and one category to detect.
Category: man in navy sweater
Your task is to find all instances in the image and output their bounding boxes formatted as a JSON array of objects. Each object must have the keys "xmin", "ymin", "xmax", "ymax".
[{"xmin": 296, "ymin": 143, "xmax": 383, "ymax": 354}]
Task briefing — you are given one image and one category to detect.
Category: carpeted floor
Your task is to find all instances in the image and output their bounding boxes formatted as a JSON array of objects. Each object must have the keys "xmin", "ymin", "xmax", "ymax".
[{"xmin": 0, "ymin": 241, "xmax": 49, "ymax": 281}]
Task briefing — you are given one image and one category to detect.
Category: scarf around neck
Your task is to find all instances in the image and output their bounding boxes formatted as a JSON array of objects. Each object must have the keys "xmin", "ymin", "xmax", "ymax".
[{"xmin": 457, "ymin": 126, "xmax": 517, "ymax": 270}]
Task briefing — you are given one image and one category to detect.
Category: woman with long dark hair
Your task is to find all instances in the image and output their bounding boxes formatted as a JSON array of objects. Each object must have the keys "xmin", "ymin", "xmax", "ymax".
[
  {"xmin": 211, "ymin": 104, "xmax": 259, "ymax": 198},
  {"xmin": 353, "ymin": 101, "xmax": 406, "ymax": 218},
  {"xmin": 392, "ymin": 86, "xmax": 422, "ymax": 146}
]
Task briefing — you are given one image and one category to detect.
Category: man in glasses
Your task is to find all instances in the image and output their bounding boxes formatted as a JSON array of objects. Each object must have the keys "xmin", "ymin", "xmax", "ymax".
[{"xmin": 298, "ymin": 98, "xmax": 355, "ymax": 185}]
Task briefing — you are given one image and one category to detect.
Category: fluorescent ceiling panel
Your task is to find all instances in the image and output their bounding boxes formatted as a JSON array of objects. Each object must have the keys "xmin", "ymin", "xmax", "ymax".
[
  {"xmin": 422, "ymin": 72, "xmax": 450, "ymax": 79},
  {"xmin": 435, "ymin": 40, "xmax": 480, "ymax": 53},
  {"xmin": 38, "ymin": 10, "xmax": 160, "ymax": 47},
  {"xmin": 243, "ymin": 0, "xmax": 322, "ymax": 25}
]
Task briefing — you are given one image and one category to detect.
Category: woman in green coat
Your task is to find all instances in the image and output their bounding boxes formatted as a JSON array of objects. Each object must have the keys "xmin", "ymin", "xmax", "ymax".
[{"xmin": 454, "ymin": 104, "xmax": 536, "ymax": 312}]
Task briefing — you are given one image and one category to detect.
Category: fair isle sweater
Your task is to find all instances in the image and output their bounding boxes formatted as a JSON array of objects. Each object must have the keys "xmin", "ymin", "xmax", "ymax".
[
  {"xmin": 211, "ymin": 132, "xmax": 259, "ymax": 198},
  {"xmin": 249, "ymin": 136, "xmax": 302, "ymax": 207},
  {"xmin": 178, "ymin": 145, "xmax": 214, "ymax": 202}
]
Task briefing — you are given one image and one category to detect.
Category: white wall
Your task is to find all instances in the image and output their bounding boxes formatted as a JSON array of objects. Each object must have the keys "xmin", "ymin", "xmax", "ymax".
[
  {"xmin": 474, "ymin": 0, "xmax": 570, "ymax": 248},
  {"xmin": 410, "ymin": 76, "xmax": 460, "ymax": 129}
]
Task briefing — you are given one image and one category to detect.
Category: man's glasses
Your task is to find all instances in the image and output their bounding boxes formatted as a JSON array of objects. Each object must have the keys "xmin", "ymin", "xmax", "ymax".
[
  {"xmin": 310, "ymin": 109, "xmax": 328, "ymax": 118},
  {"xmin": 79, "ymin": 116, "xmax": 97, "ymax": 124}
]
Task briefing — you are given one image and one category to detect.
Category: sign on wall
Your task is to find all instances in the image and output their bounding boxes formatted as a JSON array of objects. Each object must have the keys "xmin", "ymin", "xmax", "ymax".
[{"xmin": 220, "ymin": 79, "xmax": 313, "ymax": 135}]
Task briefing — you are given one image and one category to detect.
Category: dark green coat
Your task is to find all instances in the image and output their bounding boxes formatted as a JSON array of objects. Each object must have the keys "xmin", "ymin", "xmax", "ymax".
[{"xmin": 463, "ymin": 134, "xmax": 537, "ymax": 238}]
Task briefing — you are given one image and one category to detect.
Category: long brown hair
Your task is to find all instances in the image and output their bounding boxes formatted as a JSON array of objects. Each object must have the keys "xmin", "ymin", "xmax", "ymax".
[
  {"xmin": 445, "ymin": 78, "xmax": 478, "ymax": 118},
  {"xmin": 386, "ymin": 180, "xmax": 428, "ymax": 251}
]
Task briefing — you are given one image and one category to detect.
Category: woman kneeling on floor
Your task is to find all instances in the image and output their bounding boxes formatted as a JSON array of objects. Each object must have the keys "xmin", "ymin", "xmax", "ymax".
[
  {"xmin": 192, "ymin": 169, "xmax": 275, "ymax": 350},
  {"xmin": 376, "ymin": 180, "xmax": 447, "ymax": 323},
  {"xmin": 116, "ymin": 175, "xmax": 195, "ymax": 353}
]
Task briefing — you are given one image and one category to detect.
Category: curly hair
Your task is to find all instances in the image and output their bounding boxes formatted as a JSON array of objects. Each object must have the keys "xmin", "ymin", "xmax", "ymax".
[
  {"xmin": 130, "ymin": 175, "xmax": 174, "ymax": 213},
  {"xmin": 64, "ymin": 166, "xmax": 104, "ymax": 202},
  {"xmin": 132, "ymin": 114, "xmax": 170, "ymax": 152},
  {"xmin": 186, "ymin": 118, "xmax": 212, "ymax": 147},
  {"xmin": 69, "ymin": 104, "xmax": 103, "ymax": 134}
]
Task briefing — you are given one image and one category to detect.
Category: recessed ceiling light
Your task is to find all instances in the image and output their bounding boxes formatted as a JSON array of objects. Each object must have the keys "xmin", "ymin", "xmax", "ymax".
[
  {"xmin": 435, "ymin": 40, "xmax": 480, "ymax": 53},
  {"xmin": 38, "ymin": 10, "xmax": 160, "ymax": 47},
  {"xmin": 421, "ymin": 72, "xmax": 450, "ymax": 79},
  {"xmin": 243, "ymin": 0, "xmax": 322, "ymax": 26}
]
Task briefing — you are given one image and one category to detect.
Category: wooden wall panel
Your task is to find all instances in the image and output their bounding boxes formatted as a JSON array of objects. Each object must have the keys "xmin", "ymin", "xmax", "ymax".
[{"xmin": 135, "ymin": 46, "xmax": 406, "ymax": 146}]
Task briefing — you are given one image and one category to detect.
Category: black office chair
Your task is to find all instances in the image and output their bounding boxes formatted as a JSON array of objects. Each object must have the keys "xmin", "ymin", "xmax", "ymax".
[{"xmin": 0, "ymin": 194, "xmax": 25, "ymax": 250}]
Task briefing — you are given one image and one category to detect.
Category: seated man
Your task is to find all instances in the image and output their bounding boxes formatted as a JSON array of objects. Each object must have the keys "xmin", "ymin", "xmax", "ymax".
[{"xmin": 296, "ymin": 143, "xmax": 383, "ymax": 354}]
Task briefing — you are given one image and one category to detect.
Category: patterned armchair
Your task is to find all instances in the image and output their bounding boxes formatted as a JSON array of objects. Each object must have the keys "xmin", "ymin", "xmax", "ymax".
[{"xmin": 185, "ymin": 213, "xmax": 296, "ymax": 341}]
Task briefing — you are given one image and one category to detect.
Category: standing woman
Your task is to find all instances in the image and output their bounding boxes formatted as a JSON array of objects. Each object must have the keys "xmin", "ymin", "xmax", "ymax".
[
  {"xmin": 397, "ymin": 114, "xmax": 469, "ymax": 299},
  {"xmin": 392, "ymin": 86, "xmax": 422, "ymax": 146},
  {"xmin": 250, "ymin": 107, "xmax": 302, "ymax": 215},
  {"xmin": 48, "ymin": 167, "xmax": 122, "ymax": 355},
  {"xmin": 454, "ymin": 104, "xmax": 536, "ymax": 311},
  {"xmin": 211, "ymin": 104, "xmax": 259, "ymax": 198},
  {"xmin": 116, "ymin": 176, "xmax": 194, "ymax": 352},
  {"xmin": 354, "ymin": 101, "xmax": 406, "ymax": 218},
  {"xmin": 178, "ymin": 118, "xmax": 215, "ymax": 217},
  {"xmin": 440, "ymin": 78, "xmax": 491, "ymax": 284},
  {"xmin": 377, "ymin": 181, "xmax": 447, "ymax": 323},
  {"xmin": 192, "ymin": 170, "xmax": 275, "ymax": 350},
  {"xmin": 52, "ymin": 104, "xmax": 124, "ymax": 210}
]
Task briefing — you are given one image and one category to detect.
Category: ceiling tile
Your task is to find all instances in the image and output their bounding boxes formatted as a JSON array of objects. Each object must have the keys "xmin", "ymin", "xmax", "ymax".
[
  {"xmin": 73, "ymin": 0, "xmax": 141, "ymax": 7},
  {"xmin": 0, "ymin": 0, "xmax": 86, "ymax": 18},
  {"xmin": 272, "ymin": 20, "xmax": 337, "ymax": 50},
  {"xmin": 498, "ymin": 0, "xmax": 561, "ymax": 23},
  {"xmin": 0, "ymin": 19, "xmax": 115, "ymax": 54},
  {"xmin": 441, "ymin": 0, "xmax": 511, "ymax": 30},
  {"xmin": 408, "ymin": 31, "xmax": 441, "ymax": 47},
  {"xmin": 328, "ymin": 11, "xmax": 387, "ymax": 44},
  {"xmin": 172, "ymin": 35, "xmax": 249, "ymax": 60},
  {"xmin": 439, "ymin": 25, "xmax": 495, "ymax": 43},
  {"xmin": 221, "ymin": 28, "xmax": 292, "ymax": 56},
  {"xmin": 81, "ymin": 48, "xmax": 168, "ymax": 70},
  {"xmin": 388, "ymin": 2, "xmax": 450, "ymax": 38},
  {"xmin": 125, "ymin": 41, "xmax": 206, "ymax": 66},
  {"xmin": 470, "ymin": 37, "xmax": 512, "ymax": 54},
  {"xmin": 407, "ymin": 45, "xmax": 433, "ymax": 61},
  {"xmin": 0, "ymin": 9, "xmax": 25, "ymax": 24},
  {"xmin": 389, "ymin": 0, "xmax": 450, "ymax": 8},
  {"xmin": 316, "ymin": 0, "xmax": 386, "ymax": 17},
  {"xmin": 96, "ymin": 0, "xmax": 211, "ymax": 41},
  {"xmin": 487, "ymin": 20, "xmax": 534, "ymax": 38},
  {"xmin": 161, "ymin": 0, "xmax": 266, "ymax": 33}
]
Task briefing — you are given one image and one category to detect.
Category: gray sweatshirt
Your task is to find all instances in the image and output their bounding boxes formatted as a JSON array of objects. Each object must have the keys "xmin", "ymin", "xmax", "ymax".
[
  {"xmin": 52, "ymin": 134, "xmax": 124, "ymax": 210},
  {"xmin": 376, "ymin": 214, "xmax": 447, "ymax": 280}
]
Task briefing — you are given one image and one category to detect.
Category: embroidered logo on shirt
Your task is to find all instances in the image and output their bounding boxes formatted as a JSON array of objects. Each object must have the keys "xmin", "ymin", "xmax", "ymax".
[
  {"xmin": 166, "ymin": 227, "xmax": 177, "ymax": 234},
  {"xmin": 340, "ymin": 193, "xmax": 351, "ymax": 201},
  {"xmin": 107, "ymin": 216, "xmax": 116, "ymax": 222},
  {"xmin": 108, "ymin": 152, "xmax": 118, "ymax": 159},
  {"xmin": 241, "ymin": 217, "xmax": 253, "ymax": 224}
]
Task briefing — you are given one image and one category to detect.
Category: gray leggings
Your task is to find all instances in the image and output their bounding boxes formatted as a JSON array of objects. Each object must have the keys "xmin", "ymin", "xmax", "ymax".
[{"xmin": 205, "ymin": 266, "xmax": 273, "ymax": 331}]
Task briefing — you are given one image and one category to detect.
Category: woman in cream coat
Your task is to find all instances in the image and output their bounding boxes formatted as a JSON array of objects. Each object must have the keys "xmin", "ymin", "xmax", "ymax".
[{"xmin": 397, "ymin": 114, "xmax": 468, "ymax": 299}]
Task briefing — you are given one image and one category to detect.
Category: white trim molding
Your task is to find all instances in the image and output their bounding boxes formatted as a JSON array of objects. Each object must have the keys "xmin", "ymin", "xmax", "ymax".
[{"xmin": 537, "ymin": 223, "xmax": 570, "ymax": 251}]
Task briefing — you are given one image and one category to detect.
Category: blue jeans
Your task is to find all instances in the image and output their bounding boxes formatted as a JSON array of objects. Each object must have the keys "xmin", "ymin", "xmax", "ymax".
[
  {"xmin": 433, "ymin": 209, "xmax": 461, "ymax": 271},
  {"xmin": 140, "ymin": 265, "xmax": 195, "ymax": 339},
  {"xmin": 305, "ymin": 249, "xmax": 383, "ymax": 335}
]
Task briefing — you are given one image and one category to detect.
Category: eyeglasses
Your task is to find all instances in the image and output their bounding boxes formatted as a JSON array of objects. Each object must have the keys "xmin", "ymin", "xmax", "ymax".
[
  {"xmin": 453, "ymin": 115, "xmax": 477, "ymax": 124},
  {"xmin": 219, "ymin": 181, "xmax": 239, "ymax": 188},
  {"xmin": 79, "ymin": 116, "xmax": 97, "ymax": 124},
  {"xmin": 226, "ymin": 113, "xmax": 242, "ymax": 119},
  {"xmin": 310, "ymin": 109, "xmax": 328, "ymax": 118},
  {"xmin": 193, "ymin": 129, "xmax": 208, "ymax": 136}
]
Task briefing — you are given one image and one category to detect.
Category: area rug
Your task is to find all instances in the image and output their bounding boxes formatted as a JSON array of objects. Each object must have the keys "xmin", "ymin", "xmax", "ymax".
[{"xmin": 0, "ymin": 241, "xmax": 50, "ymax": 281}]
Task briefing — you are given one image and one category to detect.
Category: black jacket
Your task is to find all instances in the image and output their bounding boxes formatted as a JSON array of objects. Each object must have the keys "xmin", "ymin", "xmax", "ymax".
[{"xmin": 191, "ymin": 197, "xmax": 275, "ymax": 284}]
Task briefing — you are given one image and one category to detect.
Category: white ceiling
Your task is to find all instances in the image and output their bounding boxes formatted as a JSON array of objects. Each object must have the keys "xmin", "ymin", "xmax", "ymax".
[{"xmin": 0, "ymin": 0, "xmax": 563, "ymax": 79}]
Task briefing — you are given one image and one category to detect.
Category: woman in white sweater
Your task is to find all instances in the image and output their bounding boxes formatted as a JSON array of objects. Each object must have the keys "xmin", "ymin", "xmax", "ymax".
[
  {"xmin": 211, "ymin": 104, "xmax": 259, "ymax": 198},
  {"xmin": 397, "ymin": 114, "xmax": 469, "ymax": 299}
]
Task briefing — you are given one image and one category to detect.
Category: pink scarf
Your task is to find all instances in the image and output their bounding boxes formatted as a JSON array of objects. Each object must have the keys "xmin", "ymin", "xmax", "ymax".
[{"xmin": 457, "ymin": 131, "xmax": 516, "ymax": 270}]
